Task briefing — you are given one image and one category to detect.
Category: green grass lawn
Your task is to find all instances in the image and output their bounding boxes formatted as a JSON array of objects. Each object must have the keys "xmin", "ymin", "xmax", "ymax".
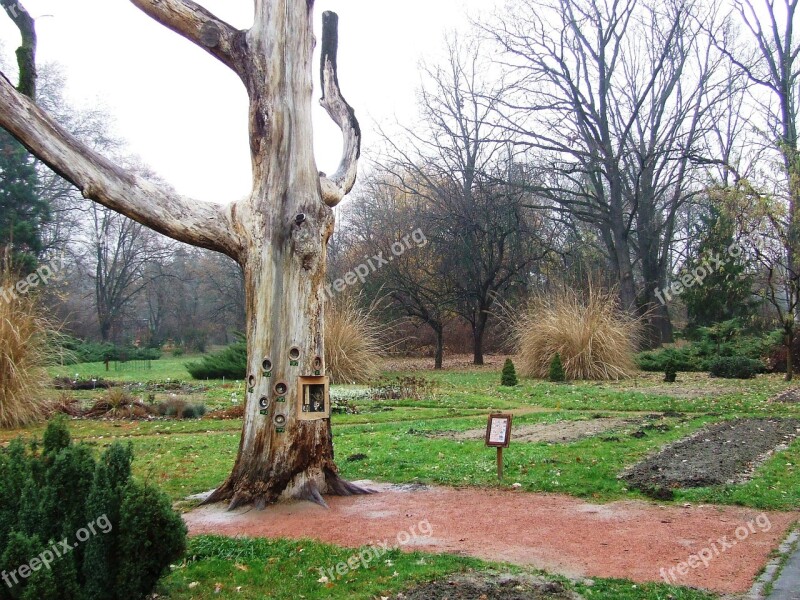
[
  {"xmin": 50, "ymin": 355, "xmax": 201, "ymax": 382},
  {"xmin": 156, "ymin": 536, "xmax": 714, "ymax": 600},
  {"xmin": 10, "ymin": 358, "xmax": 798, "ymax": 598}
]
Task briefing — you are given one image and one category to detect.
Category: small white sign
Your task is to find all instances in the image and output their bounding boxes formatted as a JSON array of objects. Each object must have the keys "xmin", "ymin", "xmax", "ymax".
[
  {"xmin": 485, "ymin": 414, "xmax": 512, "ymax": 447},
  {"xmin": 489, "ymin": 418, "xmax": 508, "ymax": 444}
]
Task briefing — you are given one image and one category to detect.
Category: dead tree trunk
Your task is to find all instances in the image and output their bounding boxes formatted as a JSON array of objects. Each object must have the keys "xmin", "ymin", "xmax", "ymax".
[{"xmin": 0, "ymin": 0, "xmax": 365, "ymax": 509}]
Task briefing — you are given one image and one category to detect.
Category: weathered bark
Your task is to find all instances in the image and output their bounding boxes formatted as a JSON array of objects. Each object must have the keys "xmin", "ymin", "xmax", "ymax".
[
  {"xmin": 204, "ymin": 3, "xmax": 367, "ymax": 508},
  {"xmin": 0, "ymin": 0, "xmax": 364, "ymax": 508},
  {"xmin": 7, "ymin": 1, "xmax": 37, "ymax": 99}
]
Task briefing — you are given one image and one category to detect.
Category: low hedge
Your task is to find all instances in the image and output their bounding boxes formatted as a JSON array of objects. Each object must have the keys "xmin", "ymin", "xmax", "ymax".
[{"xmin": 708, "ymin": 356, "xmax": 765, "ymax": 379}]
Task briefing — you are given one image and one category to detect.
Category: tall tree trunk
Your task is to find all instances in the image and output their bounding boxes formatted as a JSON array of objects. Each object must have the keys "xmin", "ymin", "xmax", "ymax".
[
  {"xmin": 210, "ymin": 234, "xmax": 339, "ymax": 507},
  {"xmin": 650, "ymin": 300, "xmax": 674, "ymax": 345},
  {"xmin": 99, "ymin": 318, "xmax": 112, "ymax": 343},
  {"xmin": 605, "ymin": 193, "xmax": 637, "ymax": 314},
  {"xmin": 473, "ymin": 311, "xmax": 488, "ymax": 365},
  {"xmin": 639, "ymin": 283, "xmax": 674, "ymax": 349},
  {"xmin": 433, "ymin": 324, "xmax": 444, "ymax": 370},
  {"xmin": 0, "ymin": 0, "xmax": 364, "ymax": 509},
  {"xmin": 638, "ymin": 197, "xmax": 673, "ymax": 348},
  {"xmin": 205, "ymin": 5, "xmax": 364, "ymax": 509}
]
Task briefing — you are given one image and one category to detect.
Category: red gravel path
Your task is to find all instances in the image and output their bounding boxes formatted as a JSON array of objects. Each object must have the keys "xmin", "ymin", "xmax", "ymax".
[{"xmin": 184, "ymin": 483, "xmax": 799, "ymax": 594}]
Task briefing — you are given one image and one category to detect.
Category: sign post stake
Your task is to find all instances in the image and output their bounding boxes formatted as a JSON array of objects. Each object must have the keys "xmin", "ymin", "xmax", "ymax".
[{"xmin": 497, "ymin": 446, "xmax": 503, "ymax": 481}]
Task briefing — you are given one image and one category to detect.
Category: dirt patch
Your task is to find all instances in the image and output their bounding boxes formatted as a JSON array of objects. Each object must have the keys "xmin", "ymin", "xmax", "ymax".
[
  {"xmin": 185, "ymin": 484, "xmax": 799, "ymax": 594},
  {"xmin": 435, "ymin": 418, "xmax": 634, "ymax": 444},
  {"xmin": 771, "ymin": 387, "xmax": 800, "ymax": 403},
  {"xmin": 623, "ymin": 418, "xmax": 800, "ymax": 492},
  {"xmin": 204, "ymin": 405, "xmax": 245, "ymax": 420},
  {"xmin": 395, "ymin": 573, "xmax": 581, "ymax": 600}
]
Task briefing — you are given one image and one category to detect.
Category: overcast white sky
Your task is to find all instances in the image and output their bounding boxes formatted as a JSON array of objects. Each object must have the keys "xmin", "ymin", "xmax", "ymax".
[{"xmin": 0, "ymin": 0, "xmax": 496, "ymax": 203}]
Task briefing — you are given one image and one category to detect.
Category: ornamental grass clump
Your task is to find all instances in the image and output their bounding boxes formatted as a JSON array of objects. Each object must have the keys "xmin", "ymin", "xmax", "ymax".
[
  {"xmin": 0, "ymin": 266, "xmax": 56, "ymax": 428},
  {"xmin": 515, "ymin": 286, "xmax": 639, "ymax": 380},
  {"xmin": 324, "ymin": 296, "xmax": 387, "ymax": 384}
]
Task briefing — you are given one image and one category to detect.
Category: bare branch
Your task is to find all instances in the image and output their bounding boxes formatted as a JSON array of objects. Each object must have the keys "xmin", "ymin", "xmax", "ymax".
[
  {"xmin": 318, "ymin": 11, "xmax": 361, "ymax": 207},
  {"xmin": 0, "ymin": 76, "xmax": 243, "ymax": 259},
  {"xmin": 4, "ymin": 0, "xmax": 37, "ymax": 98},
  {"xmin": 129, "ymin": 0, "xmax": 247, "ymax": 80}
]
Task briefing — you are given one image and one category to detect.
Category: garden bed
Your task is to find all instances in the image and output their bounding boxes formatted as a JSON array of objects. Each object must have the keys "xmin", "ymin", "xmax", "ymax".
[
  {"xmin": 395, "ymin": 573, "xmax": 580, "ymax": 599},
  {"xmin": 623, "ymin": 418, "xmax": 800, "ymax": 491}
]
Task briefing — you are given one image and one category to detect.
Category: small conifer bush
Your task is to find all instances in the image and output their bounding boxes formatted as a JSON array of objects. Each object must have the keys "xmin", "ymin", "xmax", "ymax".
[
  {"xmin": 0, "ymin": 417, "xmax": 186, "ymax": 600},
  {"xmin": 549, "ymin": 353, "xmax": 566, "ymax": 382},
  {"xmin": 501, "ymin": 359, "xmax": 518, "ymax": 386},
  {"xmin": 664, "ymin": 360, "xmax": 677, "ymax": 383}
]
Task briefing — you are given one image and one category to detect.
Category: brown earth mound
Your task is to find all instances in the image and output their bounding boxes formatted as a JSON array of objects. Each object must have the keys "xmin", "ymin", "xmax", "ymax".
[
  {"xmin": 771, "ymin": 387, "xmax": 800, "ymax": 403},
  {"xmin": 623, "ymin": 418, "xmax": 800, "ymax": 492},
  {"xmin": 396, "ymin": 573, "xmax": 581, "ymax": 600}
]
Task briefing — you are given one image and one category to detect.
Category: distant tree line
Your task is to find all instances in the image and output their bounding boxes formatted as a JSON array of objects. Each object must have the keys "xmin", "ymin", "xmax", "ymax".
[{"xmin": 331, "ymin": 0, "xmax": 800, "ymax": 371}]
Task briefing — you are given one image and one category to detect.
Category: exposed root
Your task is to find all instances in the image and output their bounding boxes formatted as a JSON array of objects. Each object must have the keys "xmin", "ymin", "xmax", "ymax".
[
  {"xmin": 227, "ymin": 492, "xmax": 251, "ymax": 511},
  {"xmin": 200, "ymin": 467, "xmax": 376, "ymax": 510},
  {"xmin": 296, "ymin": 480, "xmax": 329, "ymax": 508},
  {"xmin": 201, "ymin": 481, "xmax": 233, "ymax": 507},
  {"xmin": 325, "ymin": 469, "xmax": 376, "ymax": 496}
]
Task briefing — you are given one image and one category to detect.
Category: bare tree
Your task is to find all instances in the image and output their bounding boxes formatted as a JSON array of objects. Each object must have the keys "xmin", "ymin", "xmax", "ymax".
[
  {"xmin": 197, "ymin": 250, "xmax": 246, "ymax": 342},
  {"xmin": 715, "ymin": 0, "xmax": 800, "ymax": 379},
  {"xmin": 0, "ymin": 1, "xmax": 363, "ymax": 508},
  {"xmin": 140, "ymin": 247, "xmax": 245, "ymax": 349},
  {"xmin": 379, "ymin": 38, "xmax": 544, "ymax": 364},
  {"xmin": 35, "ymin": 64, "xmax": 122, "ymax": 257},
  {"xmin": 85, "ymin": 204, "xmax": 171, "ymax": 342},
  {"xmin": 483, "ymin": 0, "xmax": 726, "ymax": 345},
  {"xmin": 345, "ymin": 173, "xmax": 455, "ymax": 369}
]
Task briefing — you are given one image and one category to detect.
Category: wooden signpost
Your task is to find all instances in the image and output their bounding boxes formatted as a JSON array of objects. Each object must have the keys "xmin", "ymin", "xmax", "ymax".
[{"xmin": 485, "ymin": 413, "xmax": 512, "ymax": 481}]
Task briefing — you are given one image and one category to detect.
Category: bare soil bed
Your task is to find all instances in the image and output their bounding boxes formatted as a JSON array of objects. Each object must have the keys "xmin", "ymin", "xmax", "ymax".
[
  {"xmin": 772, "ymin": 387, "xmax": 800, "ymax": 403},
  {"xmin": 618, "ymin": 371, "xmax": 774, "ymax": 397},
  {"xmin": 623, "ymin": 418, "xmax": 800, "ymax": 493},
  {"xmin": 394, "ymin": 573, "xmax": 581, "ymax": 600},
  {"xmin": 435, "ymin": 417, "xmax": 634, "ymax": 444}
]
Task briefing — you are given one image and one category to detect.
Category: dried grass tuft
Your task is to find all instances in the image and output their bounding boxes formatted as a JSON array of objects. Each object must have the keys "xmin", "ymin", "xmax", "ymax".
[
  {"xmin": 513, "ymin": 285, "xmax": 640, "ymax": 380},
  {"xmin": 0, "ymin": 267, "xmax": 56, "ymax": 428},
  {"xmin": 85, "ymin": 387, "xmax": 155, "ymax": 419},
  {"xmin": 324, "ymin": 296, "xmax": 388, "ymax": 384}
]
